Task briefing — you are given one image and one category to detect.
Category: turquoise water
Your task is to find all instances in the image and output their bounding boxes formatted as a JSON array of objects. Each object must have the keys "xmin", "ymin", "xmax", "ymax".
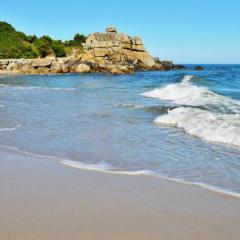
[{"xmin": 0, "ymin": 65, "xmax": 240, "ymax": 196}]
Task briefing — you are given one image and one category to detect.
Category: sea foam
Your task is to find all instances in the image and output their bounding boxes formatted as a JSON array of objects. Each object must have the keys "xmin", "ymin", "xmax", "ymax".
[
  {"xmin": 61, "ymin": 160, "xmax": 240, "ymax": 198},
  {"xmin": 154, "ymin": 107, "xmax": 240, "ymax": 147},
  {"xmin": 142, "ymin": 75, "xmax": 240, "ymax": 147},
  {"xmin": 142, "ymin": 75, "xmax": 240, "ymax": 113},
  {"xmin": 61, "ymin": 160, "xmax": 154, "ymax": 176},
  {"xmin": 0, "ymin": 84, "xmax": 75, "ymax": 92},
  {"xmin": 0, "ymin": 143, "xmax": 239, "ymax": 198},
  {"xmin": 0, "ymin": 123, "xmax": 21, "ymax": 132}
]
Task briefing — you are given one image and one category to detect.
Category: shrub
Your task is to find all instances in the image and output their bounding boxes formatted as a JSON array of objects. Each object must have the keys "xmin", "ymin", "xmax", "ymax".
[
  {"xmin": 0, "ymin": 20, "xmax": 86, "ymax": 59},
  {"xmin": 51, "ymin": 40, "xmax": 66, "ymax": 57},
  {"xmin": 33, "ymin": 35, "xmax": 53, "ymax": 58}
]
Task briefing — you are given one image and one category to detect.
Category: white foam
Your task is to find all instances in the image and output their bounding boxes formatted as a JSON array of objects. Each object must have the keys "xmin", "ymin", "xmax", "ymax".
[
  {"xmin": 0, "ymin": 123, "xmax": 21, "ymax": 132},
  {"xmin": 61, "ymin": 160, "xmax": 240, "ymax": 198},
  {"xmin": 61, "ymin": 160, "xmax": 154, "ymax": 176},
  {"xmin": 61, "ymin": 160, "xmax": 111, "ymax": 172},
  {"xmin": 0, "ymin": 144, "xmax": 239, "ymax": 199},
  {"xmin": 154, "ymin": 107, "xmax": 240, "ymax": 147},
  {"xmin": 142, "ymin": 75, "xmax": 240, "ymax": 113},
  {"xmin": 142, "ymin": 75, "xmax": 240, "ymax": 147},
  {"xmin": 0, "ymin": 84, "xmax": 75, "ymax": 92},
  {"xmin": 153, "ymin": 173, "xmax": 240, "ymax": 199}
]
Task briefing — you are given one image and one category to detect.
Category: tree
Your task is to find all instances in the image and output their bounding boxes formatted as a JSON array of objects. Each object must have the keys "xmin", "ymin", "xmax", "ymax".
[
  {"xmin": 51, "ymin": 40, "xmax": 66, "ymax": 57},
  {"xmin": 64, "ymin": 33, "xmax": 87, "ymax": 47},
  {"xmin": 0, "ymin": 20, "xmax": 86, "ymax": 59},
  {"xmin": 73, "ymin": 33, "xmax": 86, "ymax": 46},
  {"xmin": 33, "ymin": 35, "xmax": 53, "ymax": 58},
  {"xmin": 26, "ymin": 35, "xmax": 37, "ymax": 43}
]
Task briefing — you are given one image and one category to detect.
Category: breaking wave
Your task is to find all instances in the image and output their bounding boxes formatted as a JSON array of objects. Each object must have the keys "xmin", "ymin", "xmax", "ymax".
[
  {"xmin": 142, "ymin": 75, "xmax": 240, "ymax": 147},
  {"xmin": 154, "ymin": 107, "xmax": 240, "ymax": 147}
]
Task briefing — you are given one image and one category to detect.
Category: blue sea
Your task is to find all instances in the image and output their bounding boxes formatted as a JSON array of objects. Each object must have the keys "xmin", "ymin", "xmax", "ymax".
[{"xmin": 0, "ymin": 65, "xmax": 240, "ymax": 197}]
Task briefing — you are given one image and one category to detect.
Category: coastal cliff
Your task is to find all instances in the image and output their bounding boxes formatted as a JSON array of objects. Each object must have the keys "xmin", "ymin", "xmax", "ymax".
[{"xmin": 0, "ymin": 26, "xmax": 175, "ymax": 74}]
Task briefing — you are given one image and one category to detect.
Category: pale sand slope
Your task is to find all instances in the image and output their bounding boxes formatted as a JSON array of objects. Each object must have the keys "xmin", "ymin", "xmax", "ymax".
[{"xmin": 0, "ymin": 147, "xmax": 240, "ymax": 240}]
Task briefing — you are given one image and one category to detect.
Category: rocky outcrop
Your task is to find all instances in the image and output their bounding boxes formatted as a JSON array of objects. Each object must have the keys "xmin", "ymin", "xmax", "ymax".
[
  {"xmin": 81, "ymin": 26, "xmax": 158, "ymax": 72},
  {"xmin": 75, "ymin": 63, "xmax": 91, "ymax": 73},
  {"xmin": 0, "ymin": 26, "xmax": 181, "ymax": 75},
  {"xmin": 0, "ymin": 58, "xmax": 70, "ymax": 74}
]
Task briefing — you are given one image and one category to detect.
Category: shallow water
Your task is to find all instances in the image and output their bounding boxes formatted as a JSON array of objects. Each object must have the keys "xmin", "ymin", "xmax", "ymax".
[{"xmin": 0, "ymin": 65, "xmax": 240, "ymax": 196}]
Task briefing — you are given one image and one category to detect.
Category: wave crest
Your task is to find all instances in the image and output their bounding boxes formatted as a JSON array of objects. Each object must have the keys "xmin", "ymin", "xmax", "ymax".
[
  {"xmin": 142, "ymin": 75, "xmax": 240, "ymax": 147},
  {"xmin": 142, "ymin": 75, "xmax": 240, "ymax": 114},
  {"xmin": 154, "ymin": 107, "xmax": 240, "ymax": 147}
]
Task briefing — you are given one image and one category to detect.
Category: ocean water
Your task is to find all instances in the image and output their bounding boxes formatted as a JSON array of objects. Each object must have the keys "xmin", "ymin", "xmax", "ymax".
[{"xmin": 0, "ymin": 65, "xmax": 240, "ymax": 197}]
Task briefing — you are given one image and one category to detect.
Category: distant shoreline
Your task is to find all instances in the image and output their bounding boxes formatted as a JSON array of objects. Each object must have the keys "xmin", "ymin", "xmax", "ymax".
[
  {"xmin": 0, "ymin": 25, "xmax": 194, "ymax": 75},
  {"xmin": 0, "ymin": 57, "xmax": 206, "ymax": 75}
]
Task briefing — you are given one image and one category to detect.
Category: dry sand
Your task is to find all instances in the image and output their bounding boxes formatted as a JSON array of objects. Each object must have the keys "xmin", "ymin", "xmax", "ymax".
[{"xmin": 0, "ymin": 147, "xmax": 240, "ymax": 240}]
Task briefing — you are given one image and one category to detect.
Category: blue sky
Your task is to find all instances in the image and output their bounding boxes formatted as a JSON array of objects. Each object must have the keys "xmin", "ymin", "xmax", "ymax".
[{"xmin": 1, "ymin": 0, "xmax": 240, "ymax": 63}]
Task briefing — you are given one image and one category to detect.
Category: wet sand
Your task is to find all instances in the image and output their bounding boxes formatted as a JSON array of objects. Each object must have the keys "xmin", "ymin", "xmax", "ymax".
[{"xmin": 0, "ymin": 147, "xmax": 240, "ymax": 240}]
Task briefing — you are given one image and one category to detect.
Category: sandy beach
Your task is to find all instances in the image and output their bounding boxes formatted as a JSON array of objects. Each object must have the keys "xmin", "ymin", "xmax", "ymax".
[{"xmin": 0, "ymin": 146, "xmax": 240, "ymax": 240}]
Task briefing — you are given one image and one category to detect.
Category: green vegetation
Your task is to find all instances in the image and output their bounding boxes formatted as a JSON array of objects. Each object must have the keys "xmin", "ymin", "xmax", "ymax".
[
  {"xmin": 0, "ymin": 21, "xmax": 87, "ymax": 59},
  {"xmin": 64, "ymin": 33, "xmax": 87, "ymax": 47}
]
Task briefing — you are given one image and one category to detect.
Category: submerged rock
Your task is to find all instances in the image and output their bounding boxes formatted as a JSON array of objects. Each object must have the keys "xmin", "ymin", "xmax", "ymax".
[
  {"xmin": 174, "ymin": 65, "xmax": 187, "ymax": 70},
  {"xmin": 194, "ymin": 66, "xmax": 204, "ymax": 71}
]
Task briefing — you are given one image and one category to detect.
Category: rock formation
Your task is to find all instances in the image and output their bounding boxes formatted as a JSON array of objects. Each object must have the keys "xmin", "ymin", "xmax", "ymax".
[
  {"xmin": 80, "ymin": 26, "xmax": 174, "ymax": 73},
  {"xmin": 0, "ymin": 26, "xmax": 178, "ymax": 75}
]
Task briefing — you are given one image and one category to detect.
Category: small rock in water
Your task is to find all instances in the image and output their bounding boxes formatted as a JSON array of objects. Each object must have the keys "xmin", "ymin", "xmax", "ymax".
[
  {"xmin": 194, "ymin": 66, "xmax": 204, "ymax": 71},
  {"xmin": 174, "ymin": 65, "xmax": 187, "ymax": 70}
]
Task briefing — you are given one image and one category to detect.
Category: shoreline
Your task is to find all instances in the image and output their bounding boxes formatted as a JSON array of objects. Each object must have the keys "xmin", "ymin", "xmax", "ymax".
[
  {"xmin": 61, "ymin": 159, "xmax": 240, "ymax": 199},
  {"xmin": 1, "ymin": 144, "xmax": 240, "ymax": 199},
  {"xmin": 1, "ymin": 146, "xmax": 240, "ymax": 240}
]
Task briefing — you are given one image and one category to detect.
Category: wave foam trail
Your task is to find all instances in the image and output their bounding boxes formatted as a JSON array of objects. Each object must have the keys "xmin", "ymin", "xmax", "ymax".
[
  {"xmin": 61, "ymin": 160, "xmax": 240, "ymax": 198},
  {"xmin": 61, "ymin": 160, "xmax": 155, "ymax": 176},
  {"xmin": 0, "ymin": 84, "xmax": 75, "ymax": 92},
  {"xmin": 0, "ymin": 123, "xmax": 21, "ymax": 132},
  {"xmin": 0, "ymin": 144, "xmax": 239, "ymax": 198},
  {"xmin": 61, "ymin": 160, "xmax": 111, "ymax": 172},
  {"xmin": 142, "ymin": 75, "xmax": 240, "ymax": 113}
]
